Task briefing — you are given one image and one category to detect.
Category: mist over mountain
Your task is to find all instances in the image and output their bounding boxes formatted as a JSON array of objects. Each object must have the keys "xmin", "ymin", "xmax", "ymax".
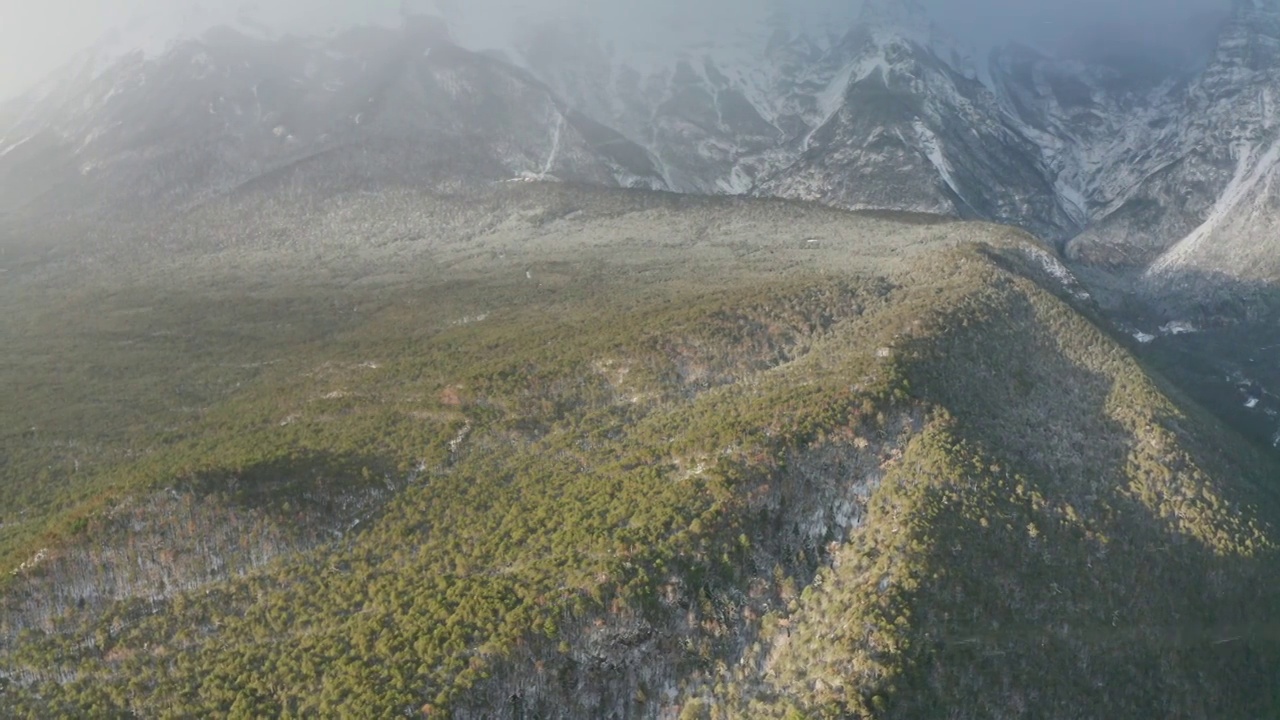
[
  {"xmin": 1, "ymin": 0, "xmax": 1233, "ymax": 101},
  {"xmin": 6, "ymin": 0, "xmax": 1280, "ymax": 432},
  {"xmin": 4, "ymin": 1, "xmax": 1280, "ymax": 718}
]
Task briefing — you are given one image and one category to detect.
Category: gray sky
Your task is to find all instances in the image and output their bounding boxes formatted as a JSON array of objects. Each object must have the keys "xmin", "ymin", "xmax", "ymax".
[{"xmin": 0, "ymin": 0, "xmax": 1232, "ymax": 100}]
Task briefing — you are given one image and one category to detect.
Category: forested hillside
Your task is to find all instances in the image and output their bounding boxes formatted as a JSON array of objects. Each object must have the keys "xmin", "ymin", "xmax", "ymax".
[{"xmin": 1, "ymin": 185, "xmax": 1277, "ymax": 717}]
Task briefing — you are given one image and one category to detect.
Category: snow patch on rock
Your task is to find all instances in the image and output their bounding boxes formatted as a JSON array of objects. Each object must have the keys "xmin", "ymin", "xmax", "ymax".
[
  {"xmin": 913, "ymin": 119, "xmax": 962, "ymax": 202},
  {"xmin": 1160, "ymin": 321, "xmax": 1199, "ymax": 336},
  {"xmin": 1025, "ymin": 247, "xmax": 1092, "ymax": 301}
]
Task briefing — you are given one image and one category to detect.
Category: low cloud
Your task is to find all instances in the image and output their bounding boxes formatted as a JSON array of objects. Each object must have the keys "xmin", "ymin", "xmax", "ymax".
[{"xmin": 0, "ymin": 0, "xmax": 1234, "ymax": 101}]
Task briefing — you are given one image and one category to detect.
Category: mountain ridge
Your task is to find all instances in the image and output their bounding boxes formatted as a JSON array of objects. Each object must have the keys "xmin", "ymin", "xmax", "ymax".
[
  {"xmin": 3, "ymin": 8, "xmax": 1280, "ymax": 715},
  {"xmin": 2, "ymin": 182, "xmax": 1278, "ymax": 717}
]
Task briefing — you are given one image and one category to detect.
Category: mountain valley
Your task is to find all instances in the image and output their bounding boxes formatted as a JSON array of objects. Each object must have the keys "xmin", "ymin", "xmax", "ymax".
[{"xmin": 2, "ymin": 1, "xmax": 1280, "ymax": 717}]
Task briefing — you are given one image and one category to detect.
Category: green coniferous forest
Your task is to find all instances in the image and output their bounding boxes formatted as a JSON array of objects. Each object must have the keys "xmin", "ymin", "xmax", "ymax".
[{"xmin": 1, "ymin": 185, "xmax": 1277, "ymax": 717}]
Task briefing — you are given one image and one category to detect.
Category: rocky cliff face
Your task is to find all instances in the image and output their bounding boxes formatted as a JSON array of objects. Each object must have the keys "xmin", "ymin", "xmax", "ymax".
[
  {"xmin": 1065, "ymin": 0, "xmax": 1280, "ymax": 290},
  {"xmin": 750, "ymin": 24, "xmax": 1077, "ymax": 241},
  {"xmin": 511, "ymin": 0, "xmax": 1280, "ymax": 299},
  {"xmin": 518, "ymin": 3, "xmax": 1079, "ymax": 241}
]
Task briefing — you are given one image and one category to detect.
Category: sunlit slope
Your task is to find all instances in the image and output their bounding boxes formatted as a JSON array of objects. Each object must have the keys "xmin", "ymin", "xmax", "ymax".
[
  {"xmin": 731, "ymin": 247, "xmax": 1280, "ymax": 719},
  {"xmin": 1, "ymin": 185, "xmax": 1276, "ymax": 718}
]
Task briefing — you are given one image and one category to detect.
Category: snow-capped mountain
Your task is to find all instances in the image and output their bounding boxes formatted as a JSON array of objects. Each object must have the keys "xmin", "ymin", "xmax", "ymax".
[
  {"xmin": 515, "ymin": 0, "xmax": 1078, "ymax": 239},
  {"xmin": 511, "ymin": 0, "xmax": 1280, "ymax": 300},
  {"xmin": 5, "ymin": 0, "xmax": 1280, "ymax": 305},
  {"xmin": 1047, "ymin": 1, "xmax": 1271, "ymax": 265},
  {"xmin": 1089, "ymin": 0, "xmax": 1280, "ymax": 294},
  {"xmin": 748, "ymin": 17, "xmax": 1078, "ymax": 240},
  {"xmin": 0, "ymin": 17, "xmax": 663, "ymax": 226},
  {"xmin": 989, "ymin": 44, "xmax": 1187, "ymax": 236},
  {"xmin": 7, "ymin": 0, "xmax": 1280, "ymax": 460}
]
